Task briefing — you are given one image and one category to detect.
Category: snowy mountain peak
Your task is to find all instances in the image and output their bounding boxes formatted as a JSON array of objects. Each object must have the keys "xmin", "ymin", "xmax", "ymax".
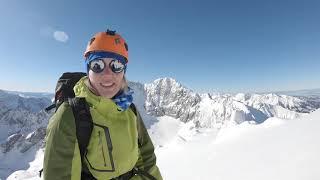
[
  {"xmin": 144, "ymin": 78, "xmax": 201, "ymax": 121},
  {"xmin": 148, "ymin": 77, "xmax": 190, "ymax": 93},
  {"xmin": 153, "ymin": 77, "xmax": 179, "ymax": 84}
]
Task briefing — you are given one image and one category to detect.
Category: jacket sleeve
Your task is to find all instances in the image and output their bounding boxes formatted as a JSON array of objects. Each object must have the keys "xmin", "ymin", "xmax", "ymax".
[
  {"xmin": 43, "ymin": 103, "xmax": 82, "ymax": 180},
  {"xmin": 133, "ymin": 110, "xmax": 163, "ymax": 180}
]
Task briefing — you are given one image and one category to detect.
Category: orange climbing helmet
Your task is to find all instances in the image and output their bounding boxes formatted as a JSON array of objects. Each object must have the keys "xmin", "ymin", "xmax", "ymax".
[{"xmin": 84, "ymin": 30, "xmax": 129, "ymax": 62}]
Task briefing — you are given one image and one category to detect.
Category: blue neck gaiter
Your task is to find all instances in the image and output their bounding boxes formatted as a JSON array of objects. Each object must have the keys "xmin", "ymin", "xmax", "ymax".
[{"xmin": 112, "ymin": 87, "xmax": 134, "ymax": 111}]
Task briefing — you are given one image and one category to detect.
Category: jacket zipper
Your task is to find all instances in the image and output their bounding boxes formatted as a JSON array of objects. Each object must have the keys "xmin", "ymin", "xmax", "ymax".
[
  {"xmin": 85, "ymin": 124, "xmax": 115, "ymax": 172},
  {"xmin": 99, "ymin": 131, "xmax": 107, "ymax": 167},
  {"xmin": 104, "ymin": 128, "xmax": 115, "ymax": 169}
]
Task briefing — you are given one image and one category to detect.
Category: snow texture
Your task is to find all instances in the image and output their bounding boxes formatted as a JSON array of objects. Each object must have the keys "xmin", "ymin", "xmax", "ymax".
[{"xmin": 156, "ymin": 109, "xmax": 320, "ymax": 180}]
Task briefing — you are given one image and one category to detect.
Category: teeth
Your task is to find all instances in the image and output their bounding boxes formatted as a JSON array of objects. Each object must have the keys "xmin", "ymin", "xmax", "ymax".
[
  {"xmin": 103, "ymin": 83, "xmax": 113, "ymax": 86},
  {"xmin": 101, "ymin": 83, "xmax": 113, "ymax": 87}
]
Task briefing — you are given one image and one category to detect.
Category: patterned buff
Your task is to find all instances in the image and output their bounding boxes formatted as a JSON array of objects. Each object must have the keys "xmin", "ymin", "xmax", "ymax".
[{"xmin": 112, "ymin": 87, "xmax": 134, "ymax": 111}]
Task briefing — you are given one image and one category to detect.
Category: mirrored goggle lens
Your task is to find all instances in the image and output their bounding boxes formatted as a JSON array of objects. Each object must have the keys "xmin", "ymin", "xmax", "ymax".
[
  {"xmin": 89, "ymin": 58, "xmax": 125, "ymax": 73},
  {"xmin": 89, "ymin": 59, "xmax": 105, "ymax": 73},
  {"xmin": 109, "ymin": 59, "xmax": 125, "ymax": 73}
]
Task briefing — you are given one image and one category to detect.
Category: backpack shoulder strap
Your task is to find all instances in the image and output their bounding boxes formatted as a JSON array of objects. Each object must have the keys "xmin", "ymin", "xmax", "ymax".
[
  {"xmin": 68, "ymin": 97, "xmax": 93, "ymax": 165},
  {"xmin": 41, "ymin": 98, "xmax": 94, "ymax": 178},
  {"xmin": 129, "ymin": 103, "xmax": 138, "ymax": 116},
  {"xmin": 130, "ymin": 103, "xmax": 143, "ymax": 148}
]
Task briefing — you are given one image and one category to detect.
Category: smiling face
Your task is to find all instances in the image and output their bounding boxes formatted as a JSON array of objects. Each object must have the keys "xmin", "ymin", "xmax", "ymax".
[{"xmin": 88, "ymin": 58, "xmax": 125, "ymax": 98}]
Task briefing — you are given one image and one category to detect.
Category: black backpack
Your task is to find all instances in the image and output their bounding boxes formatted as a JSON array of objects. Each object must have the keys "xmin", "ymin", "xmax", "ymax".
[
  {"xmin": 45, "ymin": 72, "xmax": 87, "ymax": 112},
  {"xmin": 42, "ymin": 72, "xmax": 156, "ymax": 180},
  {"xmin": 45, "ymin": 72, "xmax": 94, "ymax": 176}
]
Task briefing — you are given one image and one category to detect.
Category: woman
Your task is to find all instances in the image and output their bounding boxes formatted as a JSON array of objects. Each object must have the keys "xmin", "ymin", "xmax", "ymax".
[{"xmin": 43, "ymin": 30, "xmax": 163, "ymax": 180}]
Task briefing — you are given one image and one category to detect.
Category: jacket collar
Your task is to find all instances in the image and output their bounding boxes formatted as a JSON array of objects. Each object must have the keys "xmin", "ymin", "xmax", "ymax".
[{"xmin": 73, "ymin": 76, "xmax": 123, "ymax": 116}]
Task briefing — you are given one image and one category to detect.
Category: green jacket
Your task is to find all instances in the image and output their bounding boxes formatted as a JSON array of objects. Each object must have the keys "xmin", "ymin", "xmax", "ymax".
[{"xmin": 43, "ymin": 77, "xmax": 162, "ymax": 180}]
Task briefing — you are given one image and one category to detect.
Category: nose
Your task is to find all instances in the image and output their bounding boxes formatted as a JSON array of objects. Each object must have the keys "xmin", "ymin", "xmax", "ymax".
[
  {"xmin": 101, "ymin": 62, "xmax": 114, "ymax": 75},
  {"xmin": 102, "ymin": 65, "xmax": 111, "ymax": 74}
]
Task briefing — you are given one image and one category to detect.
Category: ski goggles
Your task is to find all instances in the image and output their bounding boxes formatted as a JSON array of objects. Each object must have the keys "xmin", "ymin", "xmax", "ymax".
[{"xmin": 88, "ymin": 58, "xmax": 126, "ymax": 73}]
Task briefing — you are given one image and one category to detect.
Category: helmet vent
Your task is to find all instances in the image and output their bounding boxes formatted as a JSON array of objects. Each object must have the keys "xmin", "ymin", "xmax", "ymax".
[
  {"xmin": 124, "ymin": 43, "xmax": 128, "ymax": 51},
  {"xmin": 89, "ymin": 37, "xmax": 95, "ymax": 45},
  {"xmin": 106, "ymin": 29, "xmax": 116, "ymax": 36}
]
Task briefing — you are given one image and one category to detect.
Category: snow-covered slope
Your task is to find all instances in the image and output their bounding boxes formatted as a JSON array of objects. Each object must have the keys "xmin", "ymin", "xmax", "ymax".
[
  {"xmin": 1, "ymin": 78, "xmax": 320, "ymax": 180},
  {"xmin": 156, "ymin": 109, "xmax": 320, "ymax": 180}
]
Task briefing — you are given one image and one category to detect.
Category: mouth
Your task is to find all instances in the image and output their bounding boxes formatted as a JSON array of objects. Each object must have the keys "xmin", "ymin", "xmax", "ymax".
[{"xmin": 100, "ymin": 82, "xmax": 115, "ymax": 88}]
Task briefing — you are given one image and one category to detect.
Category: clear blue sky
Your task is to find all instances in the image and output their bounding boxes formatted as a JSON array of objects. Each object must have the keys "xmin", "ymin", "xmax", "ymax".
[{"xmin": 0, "ymin": 0, "xmax": 319, "ymax": 93}]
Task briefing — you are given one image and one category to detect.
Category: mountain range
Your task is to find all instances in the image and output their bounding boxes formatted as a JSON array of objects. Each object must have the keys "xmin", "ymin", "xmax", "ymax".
[{"xmin": 0, "ymin": 78, "xmax": 320, "ymax": 179}]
